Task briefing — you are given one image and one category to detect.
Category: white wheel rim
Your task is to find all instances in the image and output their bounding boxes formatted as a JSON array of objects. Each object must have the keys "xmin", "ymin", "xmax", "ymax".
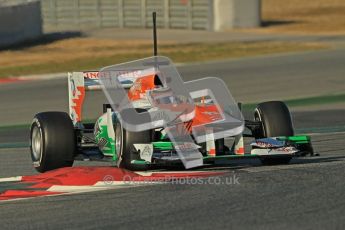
[
  {"xmin": 115, "ymin": 122, "xmax": 123, "ymax": 163},
  {"xmin": 31, "ymin": 125, "xmax": 42, "ymax": 161}
]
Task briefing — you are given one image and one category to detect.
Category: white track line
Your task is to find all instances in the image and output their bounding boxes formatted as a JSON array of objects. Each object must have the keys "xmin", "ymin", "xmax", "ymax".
[{"xmin": 0, "ymin": 176, "xmax": 22, "ymax": 182}]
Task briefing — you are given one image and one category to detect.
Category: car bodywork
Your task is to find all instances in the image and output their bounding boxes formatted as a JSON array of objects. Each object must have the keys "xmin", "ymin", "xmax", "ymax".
[{"xmin": 67, "ymin": 60, "xmax": 314, "ymax": 168}]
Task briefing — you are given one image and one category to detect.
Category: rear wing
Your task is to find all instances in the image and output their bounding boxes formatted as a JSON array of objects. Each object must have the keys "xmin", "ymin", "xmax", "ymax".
[
  {"xmin": 68, "ymin": 70, "xmax": 155, "ymax": 126},
  {"xmin": 68, "ymin": 72, "xmax": 97, "ymax": 126},
  {"xmin": 68, "ymin": 71, "xmax": 135, "ymax": 126}
]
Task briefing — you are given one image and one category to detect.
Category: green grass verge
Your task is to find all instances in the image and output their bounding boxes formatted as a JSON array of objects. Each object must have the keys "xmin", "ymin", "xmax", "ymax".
[
  {"xmin": 0, "ymin": 41, "xmax": 327, "ymax": 78},
  {"xmin": 0, "ymin": 93, "xmax": 343, "ymax": 130},
  {"xmin": 242, "ymin": 94, "xmax": 345, "ymax": 111}
]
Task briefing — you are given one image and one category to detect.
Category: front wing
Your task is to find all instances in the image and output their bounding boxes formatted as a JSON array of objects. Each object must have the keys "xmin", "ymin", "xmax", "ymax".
[{"xmin": 130, "ymin": 135, "xmax": 314, "ymax": 166}]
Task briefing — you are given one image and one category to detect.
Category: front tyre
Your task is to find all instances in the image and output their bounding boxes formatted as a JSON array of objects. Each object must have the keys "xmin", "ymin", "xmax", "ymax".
[
  {"xmin": 254, "ymin": 101, "xmax": 294, "ymax": 165},
  {"xmin": 115, "ymin": 109, "xmax": 153, "ymax": 171},
  {"xmin": 30, "ymin": 112, "xmax": 76, "ymax": 173}
]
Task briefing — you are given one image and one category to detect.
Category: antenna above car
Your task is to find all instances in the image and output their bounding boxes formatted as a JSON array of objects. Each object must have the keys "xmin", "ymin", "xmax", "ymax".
[
  {"xmin": 142, "ymin": 12, "xmax": 169, "ymax": 67},
  {"xmin": 152, "ymin": 12, "xmax": 158, "ymax": 56}
]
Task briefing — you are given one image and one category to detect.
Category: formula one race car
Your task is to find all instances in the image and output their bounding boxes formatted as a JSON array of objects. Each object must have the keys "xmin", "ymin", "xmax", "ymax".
[
  {"xmin": 29, "ymin": 61, "xmax": 314, "ymax": 172},
  {"xmin": 29, "ymin": 14, "xmax": 314, "ymax": 173}
]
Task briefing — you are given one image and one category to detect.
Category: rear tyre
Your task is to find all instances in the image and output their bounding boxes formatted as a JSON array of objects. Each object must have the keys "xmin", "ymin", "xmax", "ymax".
[
  {"xmin": 115, "ymin": 109, "xmax": 152, "ymax": 171},
  {"xmin": 30, "ymin": 112, "xmax": 76, "ymax": 173},
  {"xmin": 254, "ymin": 101, "xmax": 294, "ymax": 165}
]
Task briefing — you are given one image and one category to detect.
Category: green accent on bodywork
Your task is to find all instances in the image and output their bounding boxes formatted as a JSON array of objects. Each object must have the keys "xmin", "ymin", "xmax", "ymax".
[
  {"xmin": 94, "ymin": 117, "xmax": 116, "ymax": 161},
  {"xmin": 95, "ymin": 125, "xmax": 115, "ymax": 154},
  {"xmin": 153, "ymin": 141, "xmax": 174, "ymax": 150},
  {"xmin": 277, "ymin": 135, "xmax": 311, "ymax": 144},
  {"xmin": 131, "ymin": 160, "xmax": 150, "ymax": 165}
]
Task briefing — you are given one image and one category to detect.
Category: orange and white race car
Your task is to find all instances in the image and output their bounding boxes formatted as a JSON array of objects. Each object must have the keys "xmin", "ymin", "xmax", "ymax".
[{"xmin": 29, "ymin": 14, "xmax": 314, "ymax": 173}]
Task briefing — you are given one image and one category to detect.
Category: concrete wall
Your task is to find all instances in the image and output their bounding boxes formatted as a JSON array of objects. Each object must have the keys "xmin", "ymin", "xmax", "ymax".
[
  {"xmin": 232, "ymin": 0, "xmax": 261, "ymax": 28},
  {"xmin": 213, "ymin": 0, "xmax": 261, "ymax": 31},
  {"xmin": 0, "ymin": 1, "xmax": 43, "ymax": 48},
  {"xmin": 41, "ymin": 0, "xmax": 212, "ymax": 31},
  {"xmin": 40, "ymin": 0, "xmax": 261, "ymax": 31}
]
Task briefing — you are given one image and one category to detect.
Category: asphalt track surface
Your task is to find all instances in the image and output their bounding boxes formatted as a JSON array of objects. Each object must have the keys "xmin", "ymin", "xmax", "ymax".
[
  {"xmin": 0, "ymin": 132, "xmax": 344, "ymax": 230},
  {"xmin": 0, "ymin": 49, "xmax": 344, "ymax": 229}
]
